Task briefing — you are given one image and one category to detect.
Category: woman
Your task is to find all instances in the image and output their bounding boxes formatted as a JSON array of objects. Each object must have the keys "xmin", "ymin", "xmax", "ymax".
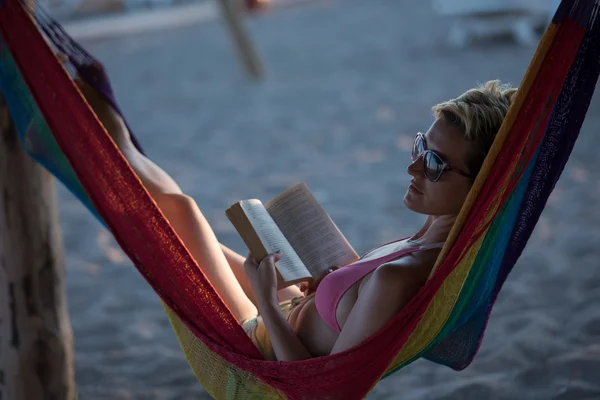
[{"xmin": 76, "ymin": 74, "xmax": 516, "ymax": 361}]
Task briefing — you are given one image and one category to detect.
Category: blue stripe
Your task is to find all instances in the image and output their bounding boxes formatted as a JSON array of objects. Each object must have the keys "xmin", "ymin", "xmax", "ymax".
[{"xmin": 0, "ymin": 39, "xmax": 104, "ymax": 224}]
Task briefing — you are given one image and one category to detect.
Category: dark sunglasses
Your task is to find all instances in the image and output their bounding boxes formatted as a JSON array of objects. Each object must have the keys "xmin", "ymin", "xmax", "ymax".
[{"xmin": 411, "ymin": 132, "xmax": 474, "ymax": 182}]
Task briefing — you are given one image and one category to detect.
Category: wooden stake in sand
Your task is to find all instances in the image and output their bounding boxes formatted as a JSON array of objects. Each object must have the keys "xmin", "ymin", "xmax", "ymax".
[
  {"xmin": 217, "ymin": 0, "xmax": 265, "ymax": 79},
  {"xmin": 0, "ymin": 62, "xmax": 76, "ymax": 400},
  {"xmin": 62, "ymin": 0, "xmax": 265, "ymax": 80}
]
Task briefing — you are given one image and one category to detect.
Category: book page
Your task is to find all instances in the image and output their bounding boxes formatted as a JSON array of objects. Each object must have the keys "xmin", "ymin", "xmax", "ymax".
[
  {"xmin": 265, "ymin": 183, "xmax": 358, "ymax": 278},
  {"xmin": 239, "ymin": 200, "xmax": 310, "ymax": 283}
]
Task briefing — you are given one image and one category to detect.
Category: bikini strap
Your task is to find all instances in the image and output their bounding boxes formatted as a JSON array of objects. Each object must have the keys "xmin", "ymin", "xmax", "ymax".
[
  {"xmin": 360, "ymin": 238, "xmax": 444, "ymax": 261},
  {"xmin": 413, "ymin": 241, "xmax": 445, "ymax": 251},
  {"xmin": 359, "ymin": 236, "xmax": 411, "ymax": 260}
]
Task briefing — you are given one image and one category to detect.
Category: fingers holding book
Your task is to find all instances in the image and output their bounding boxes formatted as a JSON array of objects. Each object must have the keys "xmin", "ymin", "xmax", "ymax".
[{"xmin": 244, "ymin": 251, "xmax": 285, "ymax": 301}]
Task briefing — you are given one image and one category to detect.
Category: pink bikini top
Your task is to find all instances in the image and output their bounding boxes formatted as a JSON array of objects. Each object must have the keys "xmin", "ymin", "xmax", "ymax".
[{"xmin": 314, "ymin": 238, "xmax": 444, "ymax": 333}]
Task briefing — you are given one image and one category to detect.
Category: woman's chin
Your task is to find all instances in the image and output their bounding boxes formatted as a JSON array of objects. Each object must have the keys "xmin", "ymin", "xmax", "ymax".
[
  {"xmin": 404, "ymin": 193, "xmax": 426, "ymax": 214},
  {"xmin": 403, "ymin": 193, "xmax": 416, "ymax": 209}
]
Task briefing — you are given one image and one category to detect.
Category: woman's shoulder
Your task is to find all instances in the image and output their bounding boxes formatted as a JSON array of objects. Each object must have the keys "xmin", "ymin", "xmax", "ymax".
[{"xmin": 375, "ymin": 246, "xmax": 441, "ymax": 284}]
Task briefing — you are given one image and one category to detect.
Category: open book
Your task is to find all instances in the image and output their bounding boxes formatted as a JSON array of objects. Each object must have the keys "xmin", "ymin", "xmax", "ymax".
[{"xmin": 226, "ymin": 183, "xmax": 359, "ymax": 289}]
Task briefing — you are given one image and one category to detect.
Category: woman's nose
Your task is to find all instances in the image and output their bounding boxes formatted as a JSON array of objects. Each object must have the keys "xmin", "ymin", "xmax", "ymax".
[{"xmin": 407, "ymin": 155, "xmax": 424, "ymax": 177}]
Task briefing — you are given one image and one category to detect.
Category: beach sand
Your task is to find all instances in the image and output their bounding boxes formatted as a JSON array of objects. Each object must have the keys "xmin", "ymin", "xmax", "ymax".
[{"xmin": 55, "ymin": 0, "xmax": 600, "ymax": 398}]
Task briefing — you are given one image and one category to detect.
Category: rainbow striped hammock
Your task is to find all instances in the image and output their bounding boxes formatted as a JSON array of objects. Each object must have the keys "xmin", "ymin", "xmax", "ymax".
[{"xmin": 1, "ymin": 0, "xmax": 599, "ymax": 398}]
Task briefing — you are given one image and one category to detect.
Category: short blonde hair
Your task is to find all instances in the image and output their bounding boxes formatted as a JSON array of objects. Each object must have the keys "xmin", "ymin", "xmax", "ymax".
[{"xmin": 432, "ymin": 80, "xmax": 518, "ymax": 178}]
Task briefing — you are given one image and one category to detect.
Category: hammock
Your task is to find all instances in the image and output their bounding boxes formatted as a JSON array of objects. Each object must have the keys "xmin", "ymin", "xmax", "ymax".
[{"xmin": 0, "ymin": 0, "xmax": 598, "ymax": 398}]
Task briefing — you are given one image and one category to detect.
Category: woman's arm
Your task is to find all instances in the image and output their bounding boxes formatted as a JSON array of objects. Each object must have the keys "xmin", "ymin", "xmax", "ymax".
[
  {"xmin": 244, "ymin": 252, "xmax": 313, "ymax": 361},
  {"xmin": 330, "ymin": 266, "xmax": 421, "ymax": 355},
  {"xmin": 257, "ymin": 296, "xmax": 313, "ymax": 361}
]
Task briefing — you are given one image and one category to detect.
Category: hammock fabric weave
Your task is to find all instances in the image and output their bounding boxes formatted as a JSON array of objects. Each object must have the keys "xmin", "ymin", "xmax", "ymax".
[{"xmin": 0, "ymin": 0, "xmax": 599, "ymax": 398}]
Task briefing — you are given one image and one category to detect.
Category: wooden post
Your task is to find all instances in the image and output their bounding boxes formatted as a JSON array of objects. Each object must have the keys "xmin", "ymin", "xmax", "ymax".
[
  {"xmin": 217, "ymin": 0, "xmax": 265, "ymax": 79},
  {"xmin": 0, "ymin": 96, "xmax": 76, "ymax": 397}
]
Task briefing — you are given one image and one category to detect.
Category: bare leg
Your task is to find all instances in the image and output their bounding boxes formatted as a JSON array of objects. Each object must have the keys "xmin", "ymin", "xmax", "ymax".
[{"xmin": 75, "ymin": 77, "xmax": 302, "ymax": 319}]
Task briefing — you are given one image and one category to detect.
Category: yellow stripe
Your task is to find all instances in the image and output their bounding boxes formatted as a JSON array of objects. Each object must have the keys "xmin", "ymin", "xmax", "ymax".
[{"xmin": 163, "ymin": 304, "xmax": 287, "ymax": 400}]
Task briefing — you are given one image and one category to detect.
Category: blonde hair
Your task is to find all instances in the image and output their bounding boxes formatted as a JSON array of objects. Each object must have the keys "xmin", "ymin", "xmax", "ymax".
[{"xmin": 432, "ymin": 80, "xmax": 518, "ymax": 178}]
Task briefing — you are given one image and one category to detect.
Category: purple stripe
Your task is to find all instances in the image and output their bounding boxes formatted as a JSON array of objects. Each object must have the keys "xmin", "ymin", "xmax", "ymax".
[
  {"xmin": 28, "ymin": 0, "xmax": 146, "ymax": 155},
  {"xmin": 553, "ymin": 0, "xmax": 598, "ymax": 27},
  {"xmin": 572, "ymin": 0, "xmax": 598, "ymax": 28},
  {"xmin": 553, "ymin": 0, "xmax": 577, "ymax": 23},
  {"xmin": 486, "ymin": 0, "xmax": 600, "ymax": 339}
]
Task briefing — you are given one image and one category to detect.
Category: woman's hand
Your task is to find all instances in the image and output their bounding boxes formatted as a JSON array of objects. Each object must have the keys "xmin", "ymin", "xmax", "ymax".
[{"xmin": 244, "ymin": 252, "xmax": 283, "ymax": 303}]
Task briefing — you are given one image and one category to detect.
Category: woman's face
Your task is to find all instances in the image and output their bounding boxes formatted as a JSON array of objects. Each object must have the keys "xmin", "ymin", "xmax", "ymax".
[{"xmin": 404, "ymin": 117, "xmax": 474, "ymax": 216}]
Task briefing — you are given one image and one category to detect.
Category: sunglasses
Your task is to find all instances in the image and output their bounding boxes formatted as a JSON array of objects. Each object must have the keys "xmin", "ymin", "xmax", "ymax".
[{"xmin": 411, "ymin": 132, "xmax": 474, "ymax": 182}]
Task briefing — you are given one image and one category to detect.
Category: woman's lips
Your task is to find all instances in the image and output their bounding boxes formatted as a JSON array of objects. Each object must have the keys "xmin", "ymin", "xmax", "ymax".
[{"xmin": 409, "ymin": 183, "xmax": 423, "ymax": 194}]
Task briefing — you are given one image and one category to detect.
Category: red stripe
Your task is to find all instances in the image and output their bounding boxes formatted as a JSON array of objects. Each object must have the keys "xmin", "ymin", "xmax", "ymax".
[{"xmin": 0, "ymin": 0, "xmax": 263, "ymax": 359}]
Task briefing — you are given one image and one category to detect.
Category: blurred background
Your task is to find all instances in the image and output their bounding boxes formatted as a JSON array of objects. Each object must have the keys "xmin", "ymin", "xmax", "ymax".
[{"xmin": 43, "ymin": 0, "xmax": 600, "ymax": 398}]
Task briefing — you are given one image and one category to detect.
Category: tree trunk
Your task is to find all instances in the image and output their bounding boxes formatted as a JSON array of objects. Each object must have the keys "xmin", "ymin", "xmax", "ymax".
[{"xmin": 0, "ymin": 92, "xmax": 76, "ymax": 398}]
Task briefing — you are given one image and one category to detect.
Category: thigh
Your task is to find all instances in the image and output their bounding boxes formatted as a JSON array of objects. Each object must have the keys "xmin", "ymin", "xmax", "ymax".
[{"xmin": 156, "ymin": 193, "xmax": 258, "ymax": 323}]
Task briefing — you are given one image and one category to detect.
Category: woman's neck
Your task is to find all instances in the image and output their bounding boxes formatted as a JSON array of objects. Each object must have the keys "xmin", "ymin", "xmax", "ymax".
[{"xmin": 408, "ymin": 215, "xmax": 457, "ymax": 245}]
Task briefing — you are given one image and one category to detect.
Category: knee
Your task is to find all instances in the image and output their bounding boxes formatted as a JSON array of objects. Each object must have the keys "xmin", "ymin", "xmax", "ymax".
[{"xmin": 155, "ymin": 193, "xmax": 198, "ymax": 217}]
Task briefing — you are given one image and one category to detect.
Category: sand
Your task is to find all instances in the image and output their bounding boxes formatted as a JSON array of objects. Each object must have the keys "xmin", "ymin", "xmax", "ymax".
[{"xmin": 52, "ymin": 0, "xmax": 600, "ymax": 398}]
